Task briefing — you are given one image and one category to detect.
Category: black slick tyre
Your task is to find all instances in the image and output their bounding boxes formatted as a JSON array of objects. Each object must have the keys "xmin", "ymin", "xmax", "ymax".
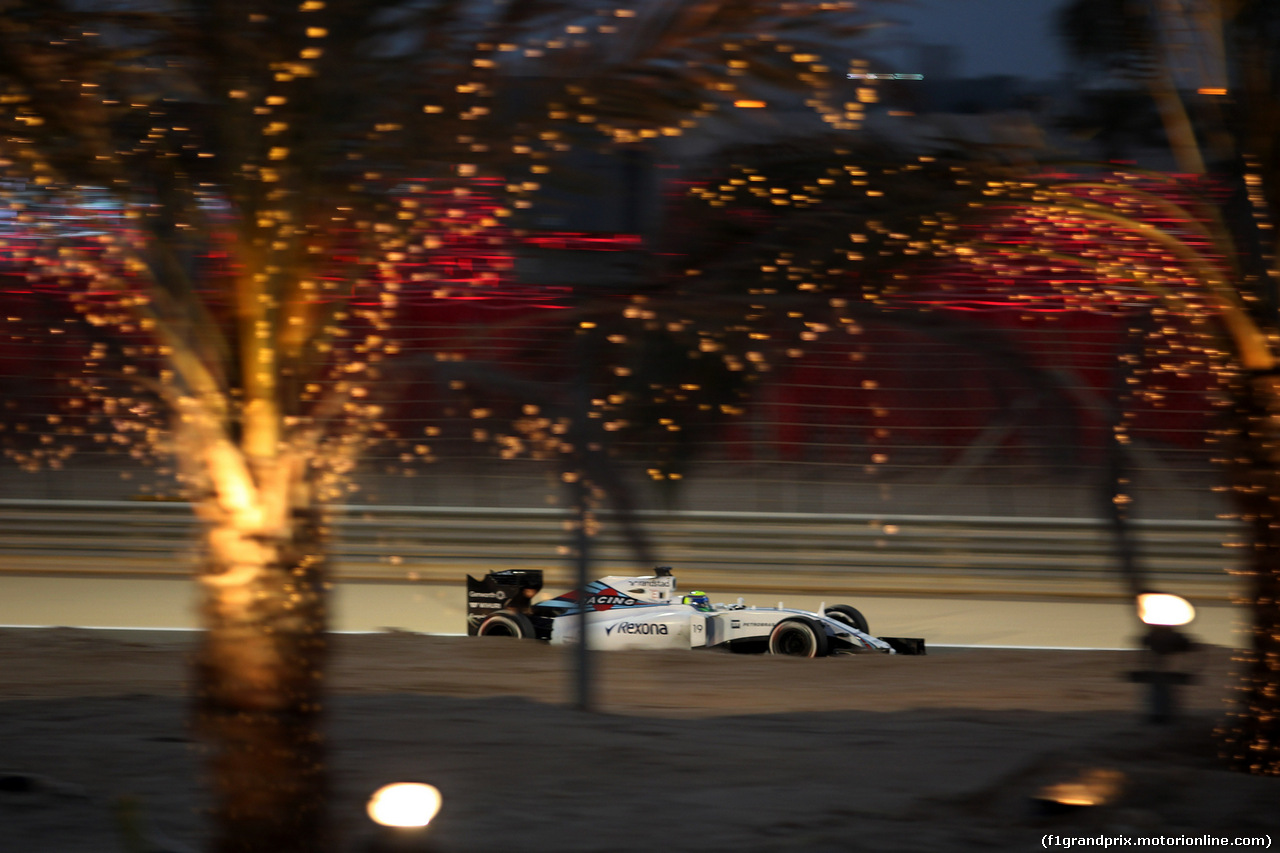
[
  {"xmin": 476, "ymin": 611, "xmax": 537, "ymax": 639},
  {"xmin": 767, "ymin": 617, "xmax": 829, "ymax": 658},
  {"xmin": 824, "ymin": 604, "xmax": 870, "ymax": 634}
]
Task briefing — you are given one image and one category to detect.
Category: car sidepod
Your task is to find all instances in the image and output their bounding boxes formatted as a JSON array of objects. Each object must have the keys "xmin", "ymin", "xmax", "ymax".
[
  {"xmin": 704, "ymin": 610, "xmax": 792, "ymax": 651},
  {"xmin": 550, "ymin": 605, "xmax": 710, "ymax": 650}
]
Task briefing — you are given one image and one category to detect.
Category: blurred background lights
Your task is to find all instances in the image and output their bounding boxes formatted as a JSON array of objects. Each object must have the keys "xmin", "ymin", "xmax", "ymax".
[
  {"xmin": 367, "ymin": 783, "xmax": 443, "ymax": 828},
  {"xmin": 1034, "ymin": 767, "xmax": 1126, "ymax": 812},
  {"xmin": 1137, "ymin": 593, "xmax": 1196, "ymax": 627}
]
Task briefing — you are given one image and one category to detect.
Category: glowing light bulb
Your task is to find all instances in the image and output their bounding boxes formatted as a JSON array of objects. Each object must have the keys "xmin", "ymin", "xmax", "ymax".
[
  {"xmin": 367, "ymin": 783, "xmax": 442, "ymax": 828},
  {"xmin": 1137, "ymin": 593, "xmax": 1196, "ymax": 627}
]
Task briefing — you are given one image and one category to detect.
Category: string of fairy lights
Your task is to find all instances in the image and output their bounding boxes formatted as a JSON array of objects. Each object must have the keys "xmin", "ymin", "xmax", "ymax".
[
  {"xmin": 0, "ymin": 0, "xmax": 874, "ymax": 501},
  {"xmin": 2, "ymin": 160, "xmax": 1228, "ymax": 512},
  {"xmin": 0, "ymin": 142, "xmax": 1233, "ymax": 512}
]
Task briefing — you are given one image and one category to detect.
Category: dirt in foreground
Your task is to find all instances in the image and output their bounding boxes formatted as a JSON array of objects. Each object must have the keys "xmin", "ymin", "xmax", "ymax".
[{"xmin": 0, "ymin": 629, "xmax": 1275, "ymax": 852}]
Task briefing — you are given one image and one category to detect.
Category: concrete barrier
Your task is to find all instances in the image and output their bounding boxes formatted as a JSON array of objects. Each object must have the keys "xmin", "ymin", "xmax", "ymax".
[{"xmin": 0, "ymin": 499, "xmax": 1243, "ymax": 603}]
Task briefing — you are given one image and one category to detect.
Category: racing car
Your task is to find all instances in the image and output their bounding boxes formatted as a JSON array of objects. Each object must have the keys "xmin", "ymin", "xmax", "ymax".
[{"xmin": 466, "ymin": 567, "xmax": 925, "ymax": 656}]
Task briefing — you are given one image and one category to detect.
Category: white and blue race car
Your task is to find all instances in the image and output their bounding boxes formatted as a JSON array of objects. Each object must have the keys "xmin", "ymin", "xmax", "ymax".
[{"xmin": 466, "ymin": 567, "xmax": 924, "ymax": 656}]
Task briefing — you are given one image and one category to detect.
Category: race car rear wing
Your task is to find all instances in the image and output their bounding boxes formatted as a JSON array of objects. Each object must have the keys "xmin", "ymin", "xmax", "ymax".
[{"xmin": 466, "ymin": 569, "xmax": 544, "ymax": 636}]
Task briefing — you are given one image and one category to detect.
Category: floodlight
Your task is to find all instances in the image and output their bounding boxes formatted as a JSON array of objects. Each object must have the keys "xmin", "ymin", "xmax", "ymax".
[
  {"xmin": 1137, "ymin": 593, "xmax": 1195, "ymax": 627},
  {"xmin": 367, "ymin": 783, "xmax": 442, "ymax": 829}
]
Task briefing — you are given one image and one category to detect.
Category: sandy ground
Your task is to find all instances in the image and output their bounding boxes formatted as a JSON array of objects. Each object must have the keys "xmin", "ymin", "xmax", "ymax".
[{"xmin": 0, "ymin": 629, "xmax": 1277, "ymax": 853}]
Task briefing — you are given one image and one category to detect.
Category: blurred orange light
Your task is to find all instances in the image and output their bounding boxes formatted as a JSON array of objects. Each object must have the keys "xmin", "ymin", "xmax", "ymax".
[
  {"xmin": 733, "ymin": 100, "xmax": 767, "ymax": 109},
  {"xmin": 1198, "ymin": 87, "xmax": 1227, "ymax": 96}
]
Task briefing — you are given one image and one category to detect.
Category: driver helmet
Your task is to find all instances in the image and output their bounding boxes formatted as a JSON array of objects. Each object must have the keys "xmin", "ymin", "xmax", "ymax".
[{"xmin": 682, "ymin": 591, "xmax": 713, "ymax": 612}]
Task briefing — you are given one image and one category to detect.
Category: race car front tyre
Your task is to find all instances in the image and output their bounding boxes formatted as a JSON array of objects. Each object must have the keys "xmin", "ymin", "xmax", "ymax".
[
  {"xmin": 768, "ymin": 617, "xmax": 829, "ymax": 658},
  {"xmin": 824, "ymin": 604, "xmax": 870, "ymax": 634},
  {"xmin": 476, "ymin": 611, "xmax": 537, "ymax": 639}
]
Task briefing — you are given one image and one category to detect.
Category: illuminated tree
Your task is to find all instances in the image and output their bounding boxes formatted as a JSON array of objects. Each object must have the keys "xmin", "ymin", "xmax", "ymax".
[
  {"xmin": 1053, "ymin": 0, "xmax": 1280, "ymax": 775},
  {"xmin": 0, "ymin": 0, "xmax": 875, "ymax": 849},
  {"xmin": 652, "ymin": 0, "xmax": 1280, "ymax": 779},
  {"xmin": 662, "ymin": 68, "xmax": 1280, "ymax": 773}
]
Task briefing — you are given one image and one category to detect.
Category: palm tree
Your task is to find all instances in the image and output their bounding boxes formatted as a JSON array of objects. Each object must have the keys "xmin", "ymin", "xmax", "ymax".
[
  {"xmin": 0, "ymin": 0, "xmax": 877, "ymax": 848},
  {"xmin": 1054, "ymin": 0, "xmax": 1280, "ymax": 776}
]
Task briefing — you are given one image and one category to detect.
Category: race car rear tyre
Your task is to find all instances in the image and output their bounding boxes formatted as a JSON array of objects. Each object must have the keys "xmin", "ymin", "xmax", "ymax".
[
  {"xmin": 476, "ymin": 611, "xmax": 537, "ymax": 639},
  {"xmin": 824, "ymin": 604, "xmax": 870, "ymax": 634},
  {"xmin": 768, "ymin": 617, "xmax": 829, "ymax": 658}
]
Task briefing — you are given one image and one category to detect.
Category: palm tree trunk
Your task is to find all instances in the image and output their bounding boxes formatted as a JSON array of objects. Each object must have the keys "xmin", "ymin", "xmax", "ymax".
[
  {"xmin": 193, "ymin": 498, "xmax": 332, "ymax": 852},
  {"xmin": 1219, "ymin": 372, "xmax": 1280, "ymax": 775}
]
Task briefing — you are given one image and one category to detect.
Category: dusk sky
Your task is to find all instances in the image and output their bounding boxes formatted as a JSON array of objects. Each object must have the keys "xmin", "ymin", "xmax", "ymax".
[{"xmin": 872, "ymin": 0, "xmax": 1071, "ymax": 80}]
